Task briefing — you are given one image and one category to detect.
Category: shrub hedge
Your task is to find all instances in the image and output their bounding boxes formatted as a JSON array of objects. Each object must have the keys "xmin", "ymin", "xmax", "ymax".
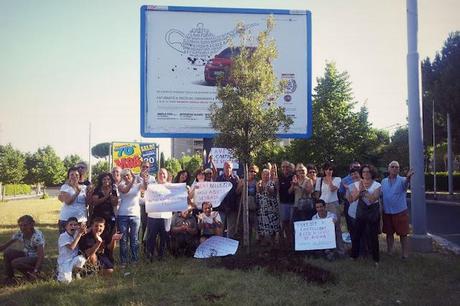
[
  {"xmin": 3, "ymin": 184, "xmax": 32, "ymax": 196},
  {"xmin": 425, "ymin": 173, "xmax": 460, "ymax": 191}
]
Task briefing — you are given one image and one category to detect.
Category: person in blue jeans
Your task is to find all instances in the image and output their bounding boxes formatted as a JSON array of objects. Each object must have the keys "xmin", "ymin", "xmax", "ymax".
[{"xmin": 117, "ymin": 169, "xmax": 146, "ymax": 267}]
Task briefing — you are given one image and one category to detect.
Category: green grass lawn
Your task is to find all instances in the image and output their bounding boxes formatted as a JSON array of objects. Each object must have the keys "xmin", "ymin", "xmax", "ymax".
[{"xmin": 1, "ymin": 198, "xmax": 459, "ymax": 306}]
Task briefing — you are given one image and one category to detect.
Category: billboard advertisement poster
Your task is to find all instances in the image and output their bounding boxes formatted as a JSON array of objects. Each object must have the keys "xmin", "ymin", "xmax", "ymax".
[
  {"xmin": 140, "ymin": 6, "xmax": 312, "ymax": 139},
  {"xmin": 112, "ymin": 142, "xmax": 158, "ymax": 174}
]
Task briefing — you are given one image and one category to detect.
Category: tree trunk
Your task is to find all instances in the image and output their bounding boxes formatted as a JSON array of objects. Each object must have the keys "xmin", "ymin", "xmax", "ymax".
[{"xmin": 243, "ymin": 163, "xmax": 250, "ymax": 251}]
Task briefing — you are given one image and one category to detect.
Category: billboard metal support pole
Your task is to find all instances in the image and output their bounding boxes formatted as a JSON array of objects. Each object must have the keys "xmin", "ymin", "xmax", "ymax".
[{"xmin": 406, "ymin": 0, "xmax": 432, "ymax": 252}]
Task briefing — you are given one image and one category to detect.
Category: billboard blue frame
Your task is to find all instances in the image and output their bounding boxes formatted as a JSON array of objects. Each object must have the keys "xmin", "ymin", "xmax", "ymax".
[{"xmin": 140, "ymin": 5, "xmax": 312, "ymax": 139}]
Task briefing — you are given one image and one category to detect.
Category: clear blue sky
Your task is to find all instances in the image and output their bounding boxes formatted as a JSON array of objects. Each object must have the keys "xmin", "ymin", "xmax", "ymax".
[{"xmin": 0, "ymin": 0, "xmax": 459, "ymax": 161}]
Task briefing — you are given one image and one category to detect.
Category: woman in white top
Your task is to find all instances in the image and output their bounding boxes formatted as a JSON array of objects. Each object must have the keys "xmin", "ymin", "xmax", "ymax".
[
  {"xmin": 315, "ymin": 162, "xmax": 344, "ymax": 253},
  {"xmin": 146, "ymin": 168, "xmax": 172, "ymax": 260},
  {"xmin": 117, "ymin": 168, "xmax": 146, "ymax": 266},
  {"xmin": 349, "ymin": 164, "xmax": 381, "ymax": 264},
  {"xmin": 58, "ymin": 167, "xmax": 88, "ymax": 233}
]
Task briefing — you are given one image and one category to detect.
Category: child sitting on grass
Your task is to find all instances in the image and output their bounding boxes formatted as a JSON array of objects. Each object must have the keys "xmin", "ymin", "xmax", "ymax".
[
  {"xmin": 0, "ymin": 215, "xmax": 45, "ymax": 285},
  {"xmin": 57, "ymin": 217, "xmax": 87, "ymax": 283},
  {"xmin": 197, "ymin": 202, "xmax": 223, "ymax": 243},
  {"xmin": 78, "ymin": 217, "xmax": 122, "ymax": 276}
]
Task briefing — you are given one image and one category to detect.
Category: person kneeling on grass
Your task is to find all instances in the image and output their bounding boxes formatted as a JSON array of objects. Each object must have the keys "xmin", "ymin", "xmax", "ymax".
[
  {"xmin": 78, "ymin": 217, "xmax": 122, "ymax": 276},
  {"xmin": 0, "ymin": 215, "xmax": 45, "ymax": 284},
  {"xmin": 312, "ymin": 200, "xmax": 339, "ymax": 261},
  {"xmin": 197, "ymin": 202, "xmax": 223, "ymax": 243},
  {"xmin": 57, "ymin": 217, "xmax": 87, "ymax": 283}
]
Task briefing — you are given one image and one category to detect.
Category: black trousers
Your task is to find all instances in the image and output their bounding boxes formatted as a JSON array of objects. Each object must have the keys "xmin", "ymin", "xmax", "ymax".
[{"xmin": 351, "ymin": 217, "xmax": 380, "ymax": 262}]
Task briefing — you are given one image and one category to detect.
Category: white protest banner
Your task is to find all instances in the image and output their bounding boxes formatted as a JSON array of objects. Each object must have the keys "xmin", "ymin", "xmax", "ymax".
[
  {"xmin": 209, "ymin": 148, "xmax": 239, "ymax": 169},
  {"xmin": 194, "ymin": 236, "xmax": 239, "ymax": 258},
  {"xmin": 294, "ymin": 218, "xmax": 336, "ymax": 251},
  {"xmin": 145, "ymin": 183, "xmax": 188, "ymax": 213},
  {"xmin": 193, "ymin": 181, "xmax": 232, "ymax": 209}
]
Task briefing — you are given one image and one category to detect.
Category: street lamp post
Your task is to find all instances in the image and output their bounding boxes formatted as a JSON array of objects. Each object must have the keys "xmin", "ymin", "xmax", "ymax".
[{"xmin": 406, "ymin": 0, "xmax": 432, "ymax": 252}]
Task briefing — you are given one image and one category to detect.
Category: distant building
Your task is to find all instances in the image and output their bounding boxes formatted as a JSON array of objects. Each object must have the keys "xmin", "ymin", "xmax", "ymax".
[{"xmin": 171, "ymin": 138, "xmax": 204, "ymax": 159}]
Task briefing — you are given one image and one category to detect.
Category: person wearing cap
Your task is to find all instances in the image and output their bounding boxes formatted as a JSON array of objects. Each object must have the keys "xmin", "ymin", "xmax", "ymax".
[{"xmin": 204, "ymin": 168, "xmax": 214, "ymax": 182}]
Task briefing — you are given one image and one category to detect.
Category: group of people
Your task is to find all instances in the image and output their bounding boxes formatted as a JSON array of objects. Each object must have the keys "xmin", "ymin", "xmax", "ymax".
[{"xmin": 1, "ymin": 158, "xmax": 413, "ymax": 284}]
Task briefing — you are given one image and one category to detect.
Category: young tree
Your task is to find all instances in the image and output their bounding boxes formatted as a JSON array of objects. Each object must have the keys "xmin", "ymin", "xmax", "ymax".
[
  {"xmin": 0, "ymin": 144, "xmax": 27, "ymax": 184},
  {"xmin": 209, "ymin": 17, "xmax": 292, "ymax": 248},
  {"xmin": 160, "ymin": 152, "xmax": 165, "ymax": 169}
]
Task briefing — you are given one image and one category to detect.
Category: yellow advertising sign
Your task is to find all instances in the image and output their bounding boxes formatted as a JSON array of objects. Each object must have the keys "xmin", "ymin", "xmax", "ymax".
[{"xmin": 112, "ymin": 143, "xmax": 143, "ymax": 174}]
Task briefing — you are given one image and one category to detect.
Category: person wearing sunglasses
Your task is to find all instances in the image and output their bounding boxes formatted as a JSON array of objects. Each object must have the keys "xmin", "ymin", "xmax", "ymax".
[{"xmin": 381, "ymin": 161, "xmax": 414, "ymax": 259}]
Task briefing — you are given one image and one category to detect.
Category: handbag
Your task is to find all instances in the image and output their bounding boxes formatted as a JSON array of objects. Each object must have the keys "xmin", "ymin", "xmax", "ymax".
[
  {"xmin": 356, "ymin": 197, "xmax": 380, "ymax": 223},
  {"xmin": 311, "ymin": 178, "xmax": 322, "ymax": 200},
  {"xmin": 297, "ymin": 197, "xmax": 314, "ymax": 211}
]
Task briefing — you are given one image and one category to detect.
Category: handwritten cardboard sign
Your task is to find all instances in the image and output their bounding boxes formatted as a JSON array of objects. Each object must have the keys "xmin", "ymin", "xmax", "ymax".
[
  {"xmin": 294, "ymin": 218, "xmax": 336, "ymax": 251},
  {"xmin": 193, "ymin": 181, "xmax": 232, "ymax": 209},
  {"xmin": 194, "ymin": 236, "xmax": 239, "ymax": 258},
  {"xmin": 145, "ymin": 183, "xmax": 188, "ymax": 213},
  {"xmin": 209, "ymin": 147, "xmax": 239, "ymax": 169}
]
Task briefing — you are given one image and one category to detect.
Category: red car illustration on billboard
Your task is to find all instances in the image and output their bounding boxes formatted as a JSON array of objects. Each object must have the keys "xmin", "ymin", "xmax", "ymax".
[{"xmin": 204, "ymin": 47, "xmax": 255, "ymax": 85}]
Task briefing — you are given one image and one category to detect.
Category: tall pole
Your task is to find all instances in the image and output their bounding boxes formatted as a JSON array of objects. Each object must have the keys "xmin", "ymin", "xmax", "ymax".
[
  {"xmin": 447, "ymin": 113, "xmax": 454, "ymax": 195},
  {"xmin": 432, "ymin": 100, "xmax": 437, "ymax": 199},
  {"xmin": 406, "ymin": 0, "xmax": 432, "ymax": 251},
  {"xmin": 88, "ymin": 122, "xmax": 92, "ymax": 182}
]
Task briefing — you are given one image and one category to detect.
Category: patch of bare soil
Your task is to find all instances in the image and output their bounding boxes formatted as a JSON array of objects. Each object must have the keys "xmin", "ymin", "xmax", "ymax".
[{"xmin": 207, "ymin": 248, "xmax": 335, "ymax": 284}]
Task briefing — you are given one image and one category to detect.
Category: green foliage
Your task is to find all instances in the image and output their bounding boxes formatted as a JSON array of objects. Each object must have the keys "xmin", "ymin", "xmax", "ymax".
[
  {"xmin": 209, "ymin": 17, "xmax": 292, "ymax": 165},
  {"xmin": 286, "ymin": 62, "xmax": 388, "ymax": 175},
  {"xmin": 381, "ymin": 127, "xmax": 409, "ymax": 168},
  {"xmin": 254, "ymin": 142, "xmax": 287, "ymax": 169},
  {"xmin": 0, "ymin": 144, "xmax": 27, "ymax": 184},
  {"xmin": 3, "ymin": 184, "xmax": 32, "ymax": 196},
  {"xmin": 26, "ymin": 146, "xmax": 66, "ymax": 186},
  {"xmin": 164, "ymin": 158, "xmax": 182, "ymax": 178},
  {"xmin": 62, "ymin": 154, "xmax": 83, "ymax": 170},
  {"xmin": 91, "ymin": 142, "xmax": 111, "ymax": 159},
  {"xmin": 91, "ymin": 160, "xmax": 110, "ymax": 183},
  {"xmin": 180, "ymin": 154, "xmax": 203, "ymax": 176},
  {"xmin": 422, "ymin": 31, "xmax": 460, "ymax": 150}
]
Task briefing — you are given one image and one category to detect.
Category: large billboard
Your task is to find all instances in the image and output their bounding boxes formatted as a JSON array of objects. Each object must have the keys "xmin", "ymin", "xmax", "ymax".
[
  {"xmin": 111, "ymin": 142, "xmax": 159, "ymax": 175},
  {"xmin": 140, "ymin": 6, "xmax": 312, "ymax": 139}
]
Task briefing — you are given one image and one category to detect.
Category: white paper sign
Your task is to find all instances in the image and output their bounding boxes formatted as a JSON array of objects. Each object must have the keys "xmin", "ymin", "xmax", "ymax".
[
  {"xmin": 194, "ymin": 236, "xmax": 239, "ymax": 258},
  {"xmin": 294, "ymin": 219, "xmax": 336, "ymax": 251},
  {"xmin": 193, "ymin": 181, "xmax": 232, "ymax": 209},
  {"xmin": 209, "ymin": 148, "xmax": 239, "ymax": 169},
  {"xmin": 145, "ymin": 183, "xmax": 188, "ymax": 213}
]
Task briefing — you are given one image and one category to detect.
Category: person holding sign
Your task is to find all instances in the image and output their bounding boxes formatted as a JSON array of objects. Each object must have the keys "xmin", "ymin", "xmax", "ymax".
[
  {"xmin": 117, "ymin": 169, "xmax": 146, "ymax": 267},
  {"xmin": 146, "ymin": 168, "xmax": 172, "ymax": 260},
  {"xmin": 198, "ymin": 202, "xmax": 223, "ymax": 242},
  {"xmin": 256, "ymin": 169, "xmax": 281, "ymax": 246},
  {"xmin": 311, "ymin": 200, "xmax": 338, "ymax": 261},
  {"xmin": 349, "ymin": 165, "xmax": 381, "ymax": 265}
]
